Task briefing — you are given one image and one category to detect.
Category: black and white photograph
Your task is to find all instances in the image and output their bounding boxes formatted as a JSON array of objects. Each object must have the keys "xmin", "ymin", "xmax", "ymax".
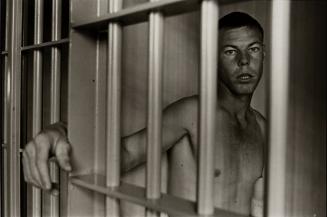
[{"xmin": 0, "ymin": 0, "xmax": 326, "ymax": 216}]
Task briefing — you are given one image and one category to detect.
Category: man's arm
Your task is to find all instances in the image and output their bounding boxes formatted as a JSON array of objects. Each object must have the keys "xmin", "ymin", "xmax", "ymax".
[
  {"xmin": 23, "ymin": 96, "xmax": 198, "ymax": 189},
  {"xmin": 121, "ymin": 96, "xmax": 198, "ymax": 172}
]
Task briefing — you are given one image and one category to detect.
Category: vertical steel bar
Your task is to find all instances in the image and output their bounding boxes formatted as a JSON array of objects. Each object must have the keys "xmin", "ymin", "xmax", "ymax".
[
  {"xmin": 49, "ymin": 0, "xmax": 62, "ymax": 216},
  {"xmin": 267, "ymin": 1, "xmax": 291, "ymax": 217},
  {"xmin": 197, "ymin": 0, "xmax": 218, "ymax": 215},
  {"xmin": 2, "ymin": 1, "xmax": 10, "ymax": 216},
  {"xmin": 32, "ymin": 0, "xmax": 44, "ymax": 216},
  {"xmin": 146, "ymin": 1, "xmax": 164, "ymax": 217},
  {"xmin": 6, "ymin": 0, "xmax": 23, "ymax": 216},
  {"xmin": 106, "ymin": 0, "xmax": 122, "ymax": 216}
]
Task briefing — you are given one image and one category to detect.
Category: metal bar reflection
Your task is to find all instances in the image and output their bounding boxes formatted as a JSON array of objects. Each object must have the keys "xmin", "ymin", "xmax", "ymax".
[
  {"xmin": 146, "ymin": 1, "xmax": 164, "ymax": 216},
  {"xmin": 267, "ymin": 1, "xmax": 291, "ymax": 217},
  {"xmin": 197, "ymin": 0, "xmax": 218, "ymax": 215},
  {"xmin": 32, "ymin": 0, "xmax": 44, "ymax": 216},
  {"xmin": 106, "ymin": 0, "xmax": 123, "ymax": 216}
]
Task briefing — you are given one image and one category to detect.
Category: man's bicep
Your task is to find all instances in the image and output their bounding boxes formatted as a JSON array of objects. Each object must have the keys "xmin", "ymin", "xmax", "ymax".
[{"xmin": 162, "ymin": 96, "xmax": 198, "ymax": 152}]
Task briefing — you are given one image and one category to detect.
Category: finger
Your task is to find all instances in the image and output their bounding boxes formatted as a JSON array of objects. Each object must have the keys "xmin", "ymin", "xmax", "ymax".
[
  {"xmin": 26, "ymin": 143, "xmax": 44, "ymax": 188},
  {"xmin": 35, "ymin": 143, "xmax": 52, "ymax": 190},
  {"xmin": 22, "ymin": 151, "xmax": 37, "ymax": 186},
  {"xmin": 55, "ymin": 139, "xmax": 72, "ymax": 171},
  {"xmin": 24, "ymin": 149, "xmax": 42, "ymax": 187}
]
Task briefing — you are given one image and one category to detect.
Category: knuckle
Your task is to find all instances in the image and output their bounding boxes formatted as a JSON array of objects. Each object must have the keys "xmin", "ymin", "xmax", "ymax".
[
  {"xmin": 34, "ymin": 133, "xmax": 50, "ymax": 149},
  {"xmin": 57, "ymin": 154, "xmax": 69, "ymax": 163}
]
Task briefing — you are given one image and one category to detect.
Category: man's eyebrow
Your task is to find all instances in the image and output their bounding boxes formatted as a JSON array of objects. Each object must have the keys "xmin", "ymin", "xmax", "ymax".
[
  {"xmin": 248, "ymin": 41, "xmax": 264, "ymax": 47},
  {"xmin": 221, "ymin": 41, "xmax": 264, "ymax": 49},
  {"xmin": 221, "ymin": 45, "xmax": 238, "ymax": 49}
]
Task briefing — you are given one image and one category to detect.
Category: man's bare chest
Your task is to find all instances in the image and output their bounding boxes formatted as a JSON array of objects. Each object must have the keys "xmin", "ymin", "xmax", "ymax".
[{"xmin": 214, "ymin": 121, "xmax": 264, "ymax": 182}]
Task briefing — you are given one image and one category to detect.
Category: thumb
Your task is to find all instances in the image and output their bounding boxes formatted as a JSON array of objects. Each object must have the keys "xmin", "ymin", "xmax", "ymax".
[{"xmin": 55, "ymin": 139, "xmax": 72, "ymax": 171}]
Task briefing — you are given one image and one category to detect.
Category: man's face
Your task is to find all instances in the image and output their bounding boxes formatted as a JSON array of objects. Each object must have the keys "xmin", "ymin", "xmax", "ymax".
[{"xmin": 218, "ymin": 26, "xmax": 264, "ymax": 96}]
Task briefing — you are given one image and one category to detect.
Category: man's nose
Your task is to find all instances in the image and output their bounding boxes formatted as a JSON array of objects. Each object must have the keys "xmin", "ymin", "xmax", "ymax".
[{"xmin": 238, "ymin": 51, "xmax": 250, "ymax": 66}]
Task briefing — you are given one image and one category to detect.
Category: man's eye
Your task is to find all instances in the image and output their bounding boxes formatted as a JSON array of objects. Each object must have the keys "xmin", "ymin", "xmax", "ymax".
[
  {"xmin": 224, "ymin": 50, "xmax": 237, "ymax": 56},
  {"xmin": 249, "ymin": 47, "xmax": 260, "ymax": 53}
]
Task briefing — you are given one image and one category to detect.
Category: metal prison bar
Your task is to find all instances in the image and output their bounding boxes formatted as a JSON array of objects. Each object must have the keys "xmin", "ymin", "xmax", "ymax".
[
  {"xmin": 5, "ymin": 0, "xmax": 23, "ymax": 216},
  {"xmin": 1, "ymin": 1, "xmax": 10, "ymax": 216},
  {"xmin": 147, "ymin": 1, "xmax": 164, "ymax": 217},
  {"xmin": 267, "ymin": 0, "xmax": 291, "ymax": 216},
  {"xmin": 106, "ymin": 0, "xmax": 123, "ymax": 216},
  {"xmin": 1, "ymin": 0, "xmax": 292, "ymax": 217},
  {"xmin": 32, "ymin": 0, "xmax": 44, "ymax": 216},
  {"xmin": 49, "ymin": 0, "xmax": 62, "ymax": 216},
  {"xmin": 1, "ymin": 0, "xmax": 69, "ymax": 216}
]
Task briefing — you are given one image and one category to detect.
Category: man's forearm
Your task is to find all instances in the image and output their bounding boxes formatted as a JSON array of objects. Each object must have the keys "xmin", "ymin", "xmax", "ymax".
[{"xmin": 120, "ymin": 129, "xmax": 148, "ymax": 173}]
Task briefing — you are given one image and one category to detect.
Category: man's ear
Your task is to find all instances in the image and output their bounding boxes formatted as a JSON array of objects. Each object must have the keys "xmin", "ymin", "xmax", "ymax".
[{"xmin": 262, "ymin": 44, "xmax": 266, "ymax": 59}]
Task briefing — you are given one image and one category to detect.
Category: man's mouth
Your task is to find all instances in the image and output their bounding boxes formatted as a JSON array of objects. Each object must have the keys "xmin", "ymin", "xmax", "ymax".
[{"xmin": 237, "ymin": 73, "xmax": 253, "ymax": 82}]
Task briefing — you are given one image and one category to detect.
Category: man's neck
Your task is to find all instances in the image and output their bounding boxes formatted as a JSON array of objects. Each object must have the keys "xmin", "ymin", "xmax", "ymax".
[{"xmin": 217, "ymin": 82, "xmax": 253, "ymax": 121}]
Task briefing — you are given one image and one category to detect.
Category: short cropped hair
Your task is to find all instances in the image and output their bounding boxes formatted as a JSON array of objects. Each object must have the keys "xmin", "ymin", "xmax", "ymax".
[{"xmin": 219, "ymin": 12, "xmax": 264, "ymax": 40}]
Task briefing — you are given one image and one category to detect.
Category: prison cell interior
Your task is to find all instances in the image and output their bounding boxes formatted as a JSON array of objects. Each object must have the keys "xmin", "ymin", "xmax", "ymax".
[{"xmin": 0, "ymin": 0, "xmax": 326, "ymax": 217}]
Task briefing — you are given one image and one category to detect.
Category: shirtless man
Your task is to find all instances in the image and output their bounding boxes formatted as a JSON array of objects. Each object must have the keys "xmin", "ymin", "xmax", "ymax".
[{"xmin": 22, "ymin": 12, "xmax": 266, "ymax": 216}]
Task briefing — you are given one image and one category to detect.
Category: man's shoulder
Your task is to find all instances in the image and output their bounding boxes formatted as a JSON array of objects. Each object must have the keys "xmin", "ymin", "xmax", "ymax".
[{"xmin": 165, "ymin": 95, "xmax": 199, "ymax": 111}]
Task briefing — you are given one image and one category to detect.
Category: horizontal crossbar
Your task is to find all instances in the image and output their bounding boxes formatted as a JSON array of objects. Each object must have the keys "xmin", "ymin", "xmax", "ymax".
[
  {"xmin": 73, "ymin": 0, "xmax": 199, "ymax": 29},
  {"xmin": 70, "ymin": 174, "xmax": 246, "ymax": 217},
  {"xmin": 20, "ymin": 38, "xmax": 69, "ymax": 52},
  {"xmin": 72, "ymin": 0, "xmax": 249, "ymax": 30}
]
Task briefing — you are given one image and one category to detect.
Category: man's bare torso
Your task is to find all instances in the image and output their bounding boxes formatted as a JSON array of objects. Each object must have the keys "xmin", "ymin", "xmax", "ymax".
[{"xmin": 168, "ymin": 97, "xmax": 265, "ymax": 215}]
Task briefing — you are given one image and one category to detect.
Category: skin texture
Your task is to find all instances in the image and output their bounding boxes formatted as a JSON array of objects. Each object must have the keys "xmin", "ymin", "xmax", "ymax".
[{"xmin": 23, "ymin": 26, "xmax": 266, "ymax": 216}]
